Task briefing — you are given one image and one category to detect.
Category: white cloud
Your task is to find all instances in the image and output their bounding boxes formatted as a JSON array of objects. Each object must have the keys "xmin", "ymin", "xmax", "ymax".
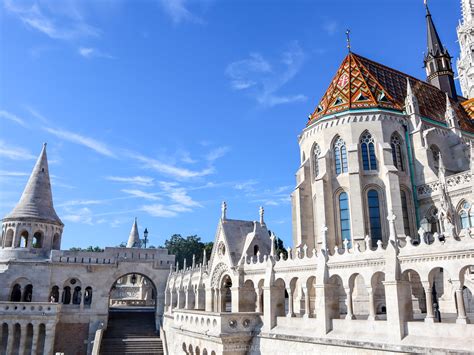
[
  {"xmin": 62, "ymin": 207, "xmax": 94, "ymax": 224},
  {"xmin": 141, "ymin": 204, "xmax": 179, "ymax": 218},
  {"xmin": 3, "ymin": 0, "xmax": 100, "ymax": 40},
  {"xmin": 106, "ymin": 176, "xmax": 155, "ymax": 187},
  {"xmin": 121, "ymin": 189, "xmax": 161, "ymax": 201},
  {"xmin": 234, "ymin": 180, "xmax": 258, "ymax": 192},
  {"xmin": 44, "ymin": 127, "xmax": 116, "ymax": 158},
  {"xmin": 206, "ymin": 146, "xmax": 230, "ymax": 162},
  {"xmin": 0, "ymin": 110, "xmax": 28, "ymax": 127},
  {"xmin": 158, "ymin": 0, "xmax": 203, "ymax": 24},
  {"xmin": 0, "ymin": 171, "xmax": 29, "ymax": 177},
  {"xmin": 57, "ymin": 199, "xmax": 104, "ymax": 207},
  {"xmin": 322, "ymin": 20, "xmax": 338, "ymax": 36},
  {"xmin": 226, "ymin": 42, "xmax": 307, "ymax": 107},
  {"xmin": 78, "ymin": 47, "xmax": 114, "ymax": 59},
  {"xmin": 0, "ymin": 140, "xmax": 36, "ymax": 160},
  {"xmin": 130, "ymin": 152, "xmax": 214, "ymax": 179},
  {"xmin": 159, "ymin": 181, "xmax": 202, "ymax": 207}
]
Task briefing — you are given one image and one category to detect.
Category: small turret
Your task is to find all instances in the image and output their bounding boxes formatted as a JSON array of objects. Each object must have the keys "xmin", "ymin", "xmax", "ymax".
[{"xmin": 126, "ymin": 218, "xmax": 141, "ymax": 248}]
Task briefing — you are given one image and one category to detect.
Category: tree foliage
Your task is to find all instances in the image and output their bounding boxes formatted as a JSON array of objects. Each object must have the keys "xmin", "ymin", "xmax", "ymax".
[
  {"xmin": 162, "ymin": 234, "xmax": 213, "ymax": 268},
  {"xmin": 69, "ymin": 246, "xmax": 104, "ymax": 252}
]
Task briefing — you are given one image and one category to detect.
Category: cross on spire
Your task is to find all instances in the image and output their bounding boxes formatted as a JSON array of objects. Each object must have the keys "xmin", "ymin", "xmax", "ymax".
[{"xmin": 345, "ymin": 29, "xmax": 351, "ymax": 53}]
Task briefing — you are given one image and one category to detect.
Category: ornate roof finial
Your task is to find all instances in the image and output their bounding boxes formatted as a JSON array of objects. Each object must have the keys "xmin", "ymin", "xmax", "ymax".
[
  {"xmin": 127, "ymin": 217, "xmax": 141, "ymax": 248},
  {"xmin": 203, "ymin": 249, "xmax": 207, "ymax": 267},
  {"xmin": 259, "ymin": 206, "xmax": 265, "ymax": 225},
  {"xmin": 345, "ymin": 29, "xmax": 351, "ymax": 53},
  {"xmin": 221, "ymin": 201, "xmax": 227, "ymax": 221}
]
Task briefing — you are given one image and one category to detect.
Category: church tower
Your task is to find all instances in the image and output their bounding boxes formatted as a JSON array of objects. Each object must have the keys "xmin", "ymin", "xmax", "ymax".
[
  {"xmin": 457, "ymin": 0, "xmax": 474, "ymax": 98},
  {"xmin": 1, "ymin": 144, "xmax": 64, "ymax": 258},
  {"xmin": 423, "ymin": 3, "xmax": 457, "ymax": 99}
]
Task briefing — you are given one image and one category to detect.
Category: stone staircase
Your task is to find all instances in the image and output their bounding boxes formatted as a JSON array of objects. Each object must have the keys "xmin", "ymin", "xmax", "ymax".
[{"xmin": 100, "ymin": 309, "xmax": 164, "ymax": 354}]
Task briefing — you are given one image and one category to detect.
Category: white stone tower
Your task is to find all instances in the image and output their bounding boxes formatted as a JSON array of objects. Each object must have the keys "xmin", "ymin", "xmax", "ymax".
[
  {"xmin": 1, "ymin": 143, "xmax": 64, "ymax": 258},
  {"xmin": 126, "ymin": 217, "xmax": 141, "ymax": 248},
  {"xmin": 457, "ymin": 0, "xmax": 474, "ymax": 98}
]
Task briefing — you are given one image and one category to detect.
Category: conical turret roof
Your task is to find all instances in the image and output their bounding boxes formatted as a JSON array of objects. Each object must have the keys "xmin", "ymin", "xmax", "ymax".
[
  {"xmin": 425, "ymin": 5, "xmax": 448, "ymax": 58},
  {"xmin": 127, "ymin": 217, "xmax": 141, "ymax": 248},
  {"xmin": 4, "ymin": 143, "xmax": 63, "ymax": 225}
]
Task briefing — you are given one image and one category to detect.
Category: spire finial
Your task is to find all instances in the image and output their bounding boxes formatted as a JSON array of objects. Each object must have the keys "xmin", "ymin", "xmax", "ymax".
[
  {"xmin": 424, "ymin": 0, "xmax": 429, "ymax": 14},
  {"xmin": 221, "ymin": 201, "xmax": 227, "ymax": 220},
  {"xmin": 345, "ymin": 29, "xmax": 351, "ymax": 53},
  {"xmin": 259, "ymin": 206, "xmax": 264, "ymax": 225}
]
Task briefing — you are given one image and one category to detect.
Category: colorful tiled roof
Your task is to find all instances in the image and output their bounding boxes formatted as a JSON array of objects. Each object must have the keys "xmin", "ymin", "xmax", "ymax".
[{"xmin": 308, "ymin": 53, "xmax": 474, "ymax": 134}]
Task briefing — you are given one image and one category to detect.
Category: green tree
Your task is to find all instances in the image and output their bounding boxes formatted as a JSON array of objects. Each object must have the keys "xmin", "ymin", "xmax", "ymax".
[
  {"xmin": 69, "ymin": 246, "xmax": 104, "ymax": 252},
  {"xmin": 162, "ymin": 234, "xmax": 213, "ymax": 268}
]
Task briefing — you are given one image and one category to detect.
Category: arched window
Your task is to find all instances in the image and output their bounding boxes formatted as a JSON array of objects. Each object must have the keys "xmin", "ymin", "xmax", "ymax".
[
  {"xmin": 312, "ymin": 144, "xmax": 321, "ymax": 179},
  {"xmin": 19, "ymin": 231, "xmax": 28, "ymax": 248},
  {"xmin": 400, "ymin": 190, "xmax": 411, "ymax": 236},
  {"xmin": 334, "ymin": 137, "xmax": 348, "ymax": 175},
  {"xmin": 458, "ymin": 201, "xmax": 474, "ymax": 229},
  {"xmin": 253, "ymin": 245, "xmax": 259, "ymax": 256},
  {"xmin": 360, "ymin": 132, "xmax": 377, "ymax": 170},
  {"xmin": 10, "ymin": 284, "xmax": 21, "ymax": 302},
  {"xmin": 338, "ymin": 192, "xmax": 351, "ymax": 246},
  {"xmin": 62, "ymin": 286, "xmax": 71, "ymax": 304},
  {"xmin": 391, "ymin": 134, "xmax": 404, "ymax": 171},
  {"xmin": 32, "ymin": 232, "xmax": 43, "ymax": 248},
  {"xmin": 73, "ymin": 286, "xmax": 82, "ymax": 305},
  {"xmin": 50, "ymin": 286, "xmax": 59, "ymax": 303},
  {"xmin": 52, "ymin": 233, "xmax": 61, "ymax": 250},
  {"xmin": 430, "ymin": 145, "xmax": 440, "ymax": 174},
  {"xmin": 4, "ymin": 229, "xmax": 13, "ymax": 248},
  {"xmin": 22, "ymin": 284, "xmax": 33, "ymax": 302},
  {"xmin": 84, "ymin": 287, "xmax": 92, "ymax": 306},
  {"xmin": 367, "ymin": 190, "xmax": 382, "ymax": 247},
  {"xmin": 426, "ymin": 207, "xmax": 440, "ymax": 233}
]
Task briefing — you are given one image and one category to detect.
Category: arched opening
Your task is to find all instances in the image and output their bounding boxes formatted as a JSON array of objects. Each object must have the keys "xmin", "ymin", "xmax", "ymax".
[
  {"xmin": 306, "ymin": 276, "xmax": 317, "ymax": 317},
  {"xmin": 367, "ymin": 189, "xmax": 382, "ymax": 247},
  {"xmin": 240, "ymin": 280, "xmax": 257, "ymax": 312},
  {"xmin": 62, "ymin": 286, "xmax": 72, "ymax": 304},
  {"xmin": 32, "ymin": 231, "xmax": 43, "ymax": 248},
  {"xmin": 22, "ymin": 284, "xmax": 33, "ymax": 302},
  {"xmin": 428, "ymin": 267, "xmax": 452, "ymax": 322},
  {"xmin": 349, "ymin": 273, "xmax": 368, "ymax": 319},
  {"xmin": 52, "ymin": 233, "xmax": 61, "ymax": 250},
  {"xmin": 1, "ymin": 323, "xmax": 8, "ymax": 354},
  {"xmin": 327, "ymin": 275, "xmax": 346, "ymax": 319},
  {"xmin": 220, "ymin": 274, "xmax": 232, "ymax": 312},
  {"xmin": 19, "ymin": 231, "xmax": 29, "ymax": 248},
  {"xmin": 273, "ymin": 278, "xmax": 287, "ymax": 317},
  {"xmin": 401, "ymin": 269, "xmax": 426, "ymax": 320},
  {"xmin": 109, "ymin": 273, "xmax": 156, "ymax": 309},
  {"xmin": 25, "ymin": 323, "xmax": 33, "ymax": 353},
  {"xmin": 84, "ymin": 287, "xmax": 93, "ymax": 306},
  {"xmin": 50, "ymin": 286, "xmax": 60, "ymax": 303},
  {"xmin": 4, "ymin": 229, "xmax": 13, "ymax": 247},
  {"xmin": 10, "ymin": 284, "xmax": 22, "ymax": 302},
  {"xmin": 253, "ymin": 244, "xmax": 259, "ymax": 256},
  {"xmin": 12, "ymin": 324, "xmax": 21, "ymax": 353},
  {"xmin": 37, "ymin": 324, "xmax": 46, "ymax": 355},
  {"xmin": 371, "ymin": 272, "xmax": 386, "ymax": 320},
  {"xmin": 72, "ymin": 286, "xmax": 82, "ymax": 305}
]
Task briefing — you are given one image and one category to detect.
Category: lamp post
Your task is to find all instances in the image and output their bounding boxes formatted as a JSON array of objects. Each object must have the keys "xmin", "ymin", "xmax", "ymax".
[{"xmin": 143, "ymin": 228, "xmax": 149, "ymax": 249}]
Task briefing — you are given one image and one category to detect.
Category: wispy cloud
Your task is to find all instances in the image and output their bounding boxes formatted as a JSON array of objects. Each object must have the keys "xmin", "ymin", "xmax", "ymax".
[
  {"xmin": 206, "ymin": 146, "xmax": 230, "ymax": 162},
  {"xmin": 78, "ymin": 47, "xmax": 114, "ymax": 59},
  {"xmin": 62, "ymin": 207, "xmax": 94, "ymax": 224},
  {"xmin": 234, "ymin": 180, "xmax": 258, "ymax": 192},
  {"xmin": 0, "ymin": 171, "xmax": 29, "ymax": 177},
  {"xmin": 4, "ymin": 0, "xmax": 100, "ymax": 40},
  {"xmin": 160, "ymin": 182, "xmax": 202, "ymax": 207},
  {"xmin": 106, "ymin": 176, "xmax": 155, "ymax": 187},
  {"xmin": 322, "ymin": 20, "xmax": 339, "ymax": 36},
  {"xmin": 141, "ymin": 204, "xmax": 180, "ymax": 218},
  {"xmin": 0, "ymin": 140, "xmax": 36, "ymax": 160},
  {"xmin": 158, "ymin": 0, "xmax": 204, "ymax": 24},
  {"xmin": 121, "ymin": 189, "xmax": 161, "ymax": 201},
  {"xmin": 44, "ymin": 127, "xmax": 116, "ymax": 158},
  {"xmin": 57, "ymin": 199, "xmax": 104, "ymax": 208},
  {"xmin": 247, "ymin": 185, "xmax": 293, "ymax": 207},
  {"xmin": 129, "ymin": 152, "xmax": 213, "ymax": 179},
  {"xmin": 226, "ymin": 41, "xmax": 307, "ymax": 107},
  {"xmin": 0, "ymin": 110, "xmax": 28, "ymax": 127}
]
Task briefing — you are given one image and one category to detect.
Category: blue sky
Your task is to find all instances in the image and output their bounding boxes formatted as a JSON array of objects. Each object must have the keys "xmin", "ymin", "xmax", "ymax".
[{"xmin": 0, "ymin": 0, "xmax": 463, "ymax": 249}]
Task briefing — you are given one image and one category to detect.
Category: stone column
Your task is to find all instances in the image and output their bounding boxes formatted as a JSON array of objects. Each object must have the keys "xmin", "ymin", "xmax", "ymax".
[
  {"xmin": 205, "ymin": 288, "xmax": 213, "ymax": 312},
  {"xmin": 344, "ymin": 287, "xmax": 355, "ymax": 320},
  {"xmin": 215, "ymin": 289, "xmax": 221, "ymax": 313},
  {"xmin": 367, "ymin": 287, "xmax": 377, "ymax": 320},
  {"xmin": 6, "ymin": 323, "xmax": 14, "ymax": 355},
  {"xmin": 168, "ymin": 290, "xmax": 174, "ymax": 312},
  {"xmin": 43, "ymin": 323, "xmax": 55, "ymax": 355},
  {"xmin": 262, "ymin": 286, "xmax": 276, "ymax": 331},
  {"xmin": 384, "ymin": 280, "xmax": 413, "ymax": 341},
  {"xmin": 454, "ymin": 285, "xmax": 468, "ymax": 324},
  {"xmin": 31, "ymin": 323, "xmax": 39, "ymax": 355},
  {"xmin": 255, "ymin": 287, "xmax": 262, "ymax": 313},
  {"xmin": 314, "ymin": 284, "xmax": 332, "ymax": 335},
  {"xmin": 286, "ymin": 287, "xmax": 294, "ymax": 317},
  {"xmin": 303, "ymin": 286, "xmax": 310, "ymax": 319},
  {"xmin": 347, "ymin": 144, "xmax": 365, "ymax": 244},
  {"xmin": 423, "ymin": 283, "xmax": 435, "ymax": 323},
  {"xmin": 194, "ymin": 288, "xmax": 199, "ymax": 310},
  {"xmin": 19, "ymin": 323, "xmax": 28, "ymax": 355},
  {"xmin": 184, "ymin": 288, "xmax": 190, "ymax": 309},
  {"xmin": 164, "ymin": 289, "xmax": 169, "ymax": 309},
  {"xmin": 231, "ymin": 287, "xmax": 240, "ymax": 313}
]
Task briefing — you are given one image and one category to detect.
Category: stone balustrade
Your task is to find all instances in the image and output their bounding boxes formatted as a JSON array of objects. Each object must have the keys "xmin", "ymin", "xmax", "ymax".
[
  {"xmin": 0, "ymin": 301, "xmax": 60, "ymax": 317},
  {"xmin": 417, "ymin": 170, "xmax": 471, "ymax": 198}
]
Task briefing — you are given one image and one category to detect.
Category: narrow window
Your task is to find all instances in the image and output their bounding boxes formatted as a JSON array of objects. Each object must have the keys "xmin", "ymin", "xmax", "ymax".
[
  {"xmin": 62, "ymin": 286, "xmax": 71, "ymax": 304},
  {"xmin": 32, "ymin": 232, "xmax": 43, "ymax": 248},
  {"xmin": 73, "ymin": 287, "xmax": 82, "ymax": 305},
  {"xmin": 430, "ymin": 145, "xmax": 440, "ymax": 174},
  {"xmin": 312, "ymin": 144, "xmax": 321, "ymax": 179},
  {"xmin": 459, "ymin": 201, "xmax": 473, "ymax": 229},
  {"xmin": 10, "ymin": 284, "xmax": 21, "ymax": 302},
  {"xmin": 334, "ymin": 137, "xmax": 348, "ymax": 175},
  {"xmin": 367, "ymin": 190, "xmax": 382, "ymax": 247},
  {"xmin": 22, "ymin": 284, "xmax": 33, "ymax": 302},
  {"xmin": 253, "ymin": 245, "xmax": 259, "ymax": 256},
  {"xmin": 339, "ymin": 192, "xmax": 351, "ymax": 247},
  {"xmin": 391, "ymin": 134, "xmax": 404, "ymax": 171},
  {"xmin": 360, "ymin": 132, "xmax": 377, "ymax": 171},
  {"xmin": 400, "ymin": 190, "xmax": 411, "ymax": 236},
  {"xmin": 50, "ymin": 286, "xmax": 59, "ymax": 303},
  {"xmin": 84, "ymin": 287, "xmax": 93, "ymax": 306}
]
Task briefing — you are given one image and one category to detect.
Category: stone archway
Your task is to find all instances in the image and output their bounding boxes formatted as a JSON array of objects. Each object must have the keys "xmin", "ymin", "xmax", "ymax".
[{"xmin": 109, "ymin": 273, "xmax": 157, "ymax": 310}]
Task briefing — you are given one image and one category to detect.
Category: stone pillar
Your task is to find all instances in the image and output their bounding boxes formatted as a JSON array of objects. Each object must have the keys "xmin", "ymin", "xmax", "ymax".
[
  {"xmin": 184, "ymin": 288, "xmax": 190, "ymax": 309},
  {"xmin": 455, "ymin": 286, "xmax": 468, "ymax": 324},
  {"xmin": 18, "ymin": 323, "xmax": 27, "ymax": 355},
  {"xmin": 286, "ymin": 287, "xmax": 294, "ymax": 317},
  {"xmin": 367, "ymin": 287, "xmax": 377, "ymax": 320},
  {"xmin": 205, "ymin": 288, "xmax": 213, "ymax": 312},
  {"xmin": 168, "ymin": 290, "xmax": 174, "ymax": 312},
  {"xmin": 255, "ymin": 287, "xmax": 262, "ymax": 313},
  {"xmin": 6, "ymin": 323, "xmax": 14, "ymax": 355},
  {"xmin": 262, "ymin": 286, "xmax": 276, "ymax": 331},
  {"xmin": 347, "ymin": 144, "xmax": 365, "ymax": 245},
  {"xmin": 384, "ymin": 280, "xmax": 412, "ymax": 341},
  {"xmin": 215, "ymin": 289, "xmax": 221, "ymax": 313},
  {"xmin": 423, "ymin": 284, "xmax": 435, "ymax": 323},
  {"xmin": 31, "ymin": 323, "xmax": 39, "ymax": 355},
  {"xmin": 231, "ymin": 287, "xmax": 240, "ymax": 313},
  {"xmin": 302, "ymin": 286, "xmax": 310, "ymax": 319},
  {"xmin": 344, "ymin": 287, "xmax": 355, "ymax": 320},
  {"xmin": 314, "ymin": 284, "xmax": 332, "ymax": 335},
  {"xmin": 43, "ymin": 323, "xmax": 55, "ymax": 355},
  {"xmin": 164, "ymin": 289, "xmax": 169, "ymax": 308},
  {"xmin": 194, "ymin": 288, "xmax": 199, "ymax": 310}
]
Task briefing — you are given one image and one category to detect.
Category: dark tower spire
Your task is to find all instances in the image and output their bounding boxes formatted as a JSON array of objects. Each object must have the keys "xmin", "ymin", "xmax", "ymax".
[{"xmin": 423, "ymin": 3, "xmax": 457, "ymax": 99}]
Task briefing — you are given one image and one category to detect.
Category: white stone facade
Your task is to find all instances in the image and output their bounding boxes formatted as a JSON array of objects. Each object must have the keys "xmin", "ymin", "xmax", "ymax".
[{"xmin": 458, "ymin": 0, "xmax": 474, "ymax": 99}]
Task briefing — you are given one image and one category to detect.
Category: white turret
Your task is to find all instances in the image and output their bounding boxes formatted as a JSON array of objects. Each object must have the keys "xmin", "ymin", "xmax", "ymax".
[{"xmin": 126, "ymin": 218, "xmax": 141, "ymax": 248}]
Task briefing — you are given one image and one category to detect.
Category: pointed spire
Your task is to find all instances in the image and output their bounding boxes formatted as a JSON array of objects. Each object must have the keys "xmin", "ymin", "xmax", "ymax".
[
  {"xmin": 425, "ymin": 2, "xmax": 446, "ymax": 58},
  {"xmin": 221, "ymin": 201, "xmax": 227, "ymax": 221},
  {"xmin": 126, "ymin": 217, "xmax": 141, "ymax": 248},
  {"xmin": 203, "ymin": 249, "xmax": 207, "ymax": 267},
  {"xmin": 405, "ymin": 77, "xmax": 420, "ymax": 118},
  {"xmin": 4, "ymin": 143, "xmax": 62, "ymax": 225},
  {"xmin": 445, "ymin": 94, "xmax": 461, "ymax": 136},
  {"xmin": 259, "ymin": 206, "xmax": 265, "ymax": 225}
]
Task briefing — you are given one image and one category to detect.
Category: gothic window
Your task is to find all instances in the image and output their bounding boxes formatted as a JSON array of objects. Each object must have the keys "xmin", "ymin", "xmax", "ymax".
[
  {"xmin": 391, "ymin": 134, "xmax": 405, "ymax": 171},
  {"xmin": 360, "ymin": 132, "xmax": 377, "ymax": 171},
  {"xmin": 72, "ymin": 286, "xmax": 82, "ymax": 305},
  {"xmin": 430, "ymin": 145, "xmax": 440, "ymax": 174},
  {"xmin": 19, "ymin": 231, "xmax": 28, "ymax": 248},
  {"xmin": 367, "ymin": 190, "xmax": 382, "ymax": 247},
  {"xmin": 312, "ymin": 144, "xmax": 321, "ymax": 179},
  {"xmin": 253, "ymin": 245, "xmax": 259, "ymax": 256},
  {"xmin": 62, "ymin": 286, "xmax": 71, "ymax": 304},
  {"xmin": 32, "ymin": 232, "xmax": 43, "ymax": 248},
  {"xmin": 334, "ymin": 137, "xmax": 348, "ymax": 175},
  {"xmin": 400, "ymin": 190, "xmax": 411, "ymax": 236},
  {"xmin": 52, "ymin": 233, "xmax": 61, "ymax": 250},
  {"xmin": 10, "ymin": 284, "xmax": 21, "ymax": 302},
  {"xmin": 84, "ymin": 287, "xmax": 93, "ymax": 306},
  {"xmin": 4, "ymin": 229, "xmax": 13, "ymax": 248},
  {"xmin": 50, "ymin": 286, "xmax": 59, "ymax": 303},
  {"xmin": 338, "ymin": 192, "xmax": 351, "ymax": 246},
  {"xmin": 458, "ymin": 201, "xmax": 474, "ymax": 229},
  {"xmin": 22, "ymin": 284, "xmax": 33, "ymax": 302}
]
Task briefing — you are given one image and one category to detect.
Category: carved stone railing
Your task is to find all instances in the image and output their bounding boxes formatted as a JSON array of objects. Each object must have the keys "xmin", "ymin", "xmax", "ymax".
[{"xmin": 417, "ymin": 171, "xmax": 471, "ymax": 198}]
